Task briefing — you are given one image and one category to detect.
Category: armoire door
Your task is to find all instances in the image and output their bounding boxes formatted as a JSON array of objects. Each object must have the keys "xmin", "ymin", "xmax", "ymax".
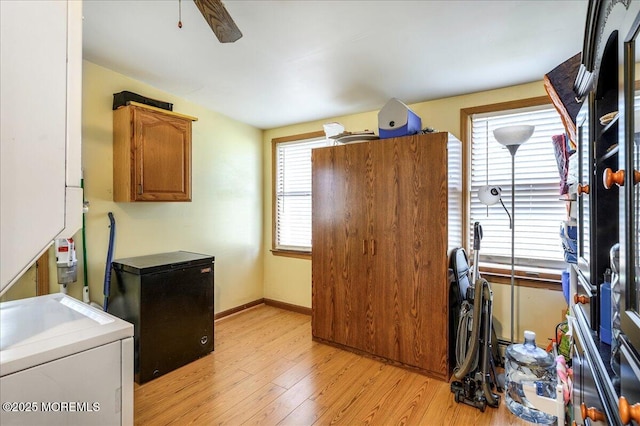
[
  {"xmin": 312, "ymin": 142, "xmax": 370, "ymax": 349},
  {"xmin": 312, "ymin": 133, "xmax": 450, "ymax": 379},
  {"xmin": 371, "ymin": 134, "xmax": 449, "ymax": 373}
]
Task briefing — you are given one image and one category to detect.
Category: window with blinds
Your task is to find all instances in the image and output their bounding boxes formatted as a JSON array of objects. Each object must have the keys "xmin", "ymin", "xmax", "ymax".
[
  {"xmin": 274, "ymin": 136, "xmax": 329, "ymax": 252},
  {"xmin": 448, "ymin": 135, "xmax": 464, "ymax": 251},
  {"xmin": 470, "ymin": 105, "xmax": 568, "ymax": 270}
]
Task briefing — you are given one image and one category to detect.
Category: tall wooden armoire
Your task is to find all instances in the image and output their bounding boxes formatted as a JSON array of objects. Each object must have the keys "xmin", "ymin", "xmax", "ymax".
[{"xmin": 311, "ymin": 132, "xmax": 461, "ymax": 380}]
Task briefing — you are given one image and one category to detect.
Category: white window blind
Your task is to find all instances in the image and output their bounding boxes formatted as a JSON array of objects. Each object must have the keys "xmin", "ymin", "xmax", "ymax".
[
  {"xmin": 275, "ymin": 136, "xmax": 329, "ymax": 251},
  {"xmin": 470, "ymin": 105, "xmax": 567, "ymax": 270},
  {"xmin": 448, "ymin": 135, "xmax": 464, "ymax": 251}
]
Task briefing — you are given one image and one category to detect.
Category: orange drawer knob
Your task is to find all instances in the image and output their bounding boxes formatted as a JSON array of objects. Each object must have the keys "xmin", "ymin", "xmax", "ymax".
[
  {"xmin": 603, "ymin": 168, "xmax": 625, "ymax": 189},
  {"xmin": 619, "ymin": 396, "xmax": 640, "ymax": 424},
  {"xmin": 574, "ymin": 294, "xmax": 589, "ymax": 305},
  {"xmin": 581, "ymin": 402, "xmax": 605, "ymax": 422},
  {"xmin": 577, "ymin": 183, "xmax": 590, "ymax": 195}
]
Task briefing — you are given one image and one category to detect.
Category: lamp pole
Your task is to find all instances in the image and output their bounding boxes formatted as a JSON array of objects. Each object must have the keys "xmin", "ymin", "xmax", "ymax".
[
  {"xmin": 506, "ymin": 144, "xmax": 520, "ymax": 345},
  {"xmin": 492, "ymin": 124, "xmax": 533, "ymax": 344}
]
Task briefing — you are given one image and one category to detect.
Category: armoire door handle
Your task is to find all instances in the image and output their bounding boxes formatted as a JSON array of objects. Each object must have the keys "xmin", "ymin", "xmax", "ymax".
[
  {"xmin": 370, "ymin": 239, "xmax": 376, "ymax": 256},
  {"xmin": 362, "ymin": 239, "xmax": 367, "ymax": 255}
]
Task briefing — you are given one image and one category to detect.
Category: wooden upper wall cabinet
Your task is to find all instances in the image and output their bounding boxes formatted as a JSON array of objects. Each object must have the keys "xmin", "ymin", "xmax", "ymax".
[{"xmin": 113, "ymin": 102, "xmax": 197, "ymax": 202}]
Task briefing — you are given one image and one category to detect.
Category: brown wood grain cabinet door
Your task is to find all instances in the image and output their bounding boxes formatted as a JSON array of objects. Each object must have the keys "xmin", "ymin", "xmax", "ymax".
[
  {"xmin": 350, "ymin": 142, "xmax": 376, "ymax": 353},
  {"xmin": 312, "ymin": 133, "xmax": 450, "ymax": 380},
  {"xmin": 133, "ymin": 108, "xmax": 192, "ymax": 201},
  {"xmin": 396, "ymin": 134, "xmax": 449, "ymax": 373},
  {"xmin": 370, "ymin": 134, "xmax": 449, "ymax": 372},
  {"xmin": 113, "ymin": 103, "xmax": 195, "ymax": 202},
  {"xmin": 312, "ymin": 143, "xmax": 368, "ymax": 348}
]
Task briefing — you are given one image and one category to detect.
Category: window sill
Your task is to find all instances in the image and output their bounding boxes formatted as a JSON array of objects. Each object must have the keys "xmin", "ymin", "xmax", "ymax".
[
  {"xmin": 478, "ymin": 263, "xmax": 563, "ymax": 291},
  {"xmin": 271, "ymin": 249, "xmax": 311, "ymax": 260},
  {"xmin": 268, "ymin": 252, "xmax": 563, "ymax": 290}
]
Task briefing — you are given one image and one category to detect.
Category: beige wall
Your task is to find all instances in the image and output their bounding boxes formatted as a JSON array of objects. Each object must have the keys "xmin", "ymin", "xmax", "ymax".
[
  {"xmin": 262, "ymin": 81, "xmax": 567, "ymax": 342},
  {"xmin": 3, "ymin": 64, "xmax": 567, "ymax": 343},
  {"xmin": 0, "ymin": 265, "xmax": 36, "ymax": 302},
  {"xmin": 66, "ymin": 61, "xmax": 264, "ymax": 313}
]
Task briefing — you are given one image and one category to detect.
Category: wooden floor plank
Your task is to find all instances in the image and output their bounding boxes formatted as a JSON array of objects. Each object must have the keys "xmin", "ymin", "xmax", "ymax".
[
  {"xmin": 347, "ymin": 369, "xmax": 409, "ymax": 424},
  {"xmin": 134, "ymin": 304, "xmax": 533, "ymax": 425},
  {"xmin": 311, "ymin": 362, "xmax": 394, "ymax": 425},
  {"xmin": 243, "ymin": 378, "xmax": 319, "ymax": 425},
  {"xmin": 305, "ymin": 355, "xmax": 382, "ymax": 419},
  {"xmin": 166, "ymin": 370, "xmax": 275, "ymax": 424},
  {"xmin": 214, "ymin": 382, "xmax": 287, "ymax": 425},
  {"xmin": 136, "ymin": 366, "xmax": 250, "ymax": 425},
  {"xmin": 366, "ymin": 372, "xmax": 437, "ymax": 425},
  {"xmin": 271, "ymin": 342, "xmax": 340, "ymax": 390}
]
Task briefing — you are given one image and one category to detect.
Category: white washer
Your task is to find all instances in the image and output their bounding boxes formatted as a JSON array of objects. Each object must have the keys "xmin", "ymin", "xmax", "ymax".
[{"xmin": 0, "ymin": 294, "xmax": 134, "ymax": 425}]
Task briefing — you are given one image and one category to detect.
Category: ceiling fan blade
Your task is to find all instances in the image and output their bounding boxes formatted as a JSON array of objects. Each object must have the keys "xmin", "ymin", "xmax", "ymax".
[{"xmin": 193, "ymin": 0, "xmax": 242, "ymax": 43}]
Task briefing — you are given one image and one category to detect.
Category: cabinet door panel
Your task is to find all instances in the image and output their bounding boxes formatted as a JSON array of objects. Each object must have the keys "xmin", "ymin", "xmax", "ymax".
[
  {"xmin": 410, "ymin": 135, "xmax": 449, "ymax": 373},
  {"xmin": 311, "ymin": 145, "xmax": 339, "ymax": 342},
  {"xmin": 372, "ymin": 134, "xmax": 448, "ymax": 372},
  {"xmin": 369, "ymin": 139, "xmax": 397, "ymax": 360},
  {"xmin": 312, "ymin": 144, "xmax": 368, "ymax": 348},
  {"xmin": 349, "ymin": 142, "xmax": 375, "ymax": 353},
  {"xmin": 114, "ymin": 104, "xmax": 194, "ymax": 202},
  {"xmin": 134, "ymin": 109, "xmax": 191, "ymax": 201}
]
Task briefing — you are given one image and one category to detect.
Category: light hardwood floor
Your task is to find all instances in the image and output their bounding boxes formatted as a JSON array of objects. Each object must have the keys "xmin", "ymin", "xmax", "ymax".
[{"xmin": 134, "ymin": 305, "xmax": 530, "ymax": 425}]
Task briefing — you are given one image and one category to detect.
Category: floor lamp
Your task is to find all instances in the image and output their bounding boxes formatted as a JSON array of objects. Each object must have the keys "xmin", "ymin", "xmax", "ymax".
[{"xmin": 487, "ymin": 125, "xmax": 534, "ymax": 344}]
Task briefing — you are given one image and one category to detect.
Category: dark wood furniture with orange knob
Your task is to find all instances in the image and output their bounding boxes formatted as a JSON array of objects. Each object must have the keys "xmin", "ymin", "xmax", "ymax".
[
  {"xmin": 581, "ymin": 402, "xmax": 606, "ymax": 422},
  {"xmin": 603, "ymin": 168, "xmax": 626, "ymax": 189},
  {"xmin": 620, "ymin": 396, "xmax": 640, "ymax": 424},
  {"xmin": 574, "ymin": 293, "xmax": 590, "ymax": 305},
  {"xmin": 569, "ymin": 1, "xmax": 640, "ymax": 424},
  {"xmin": 577, "ymin": 183, "xmax": 590, "ymax": 195},
  {"xmin": 603, "ymin": 168, "xmax": 640, "ymax": 189}
]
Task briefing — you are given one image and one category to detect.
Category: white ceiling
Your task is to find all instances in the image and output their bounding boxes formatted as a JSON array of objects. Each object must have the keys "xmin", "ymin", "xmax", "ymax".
[{"xmin": 82, "ymin": 0, "xmax": 589, "ymax": 130}]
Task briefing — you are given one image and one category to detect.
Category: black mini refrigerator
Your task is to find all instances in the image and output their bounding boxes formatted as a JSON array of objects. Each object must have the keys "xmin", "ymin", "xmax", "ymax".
[{"xmin": 107, "ymin": 251, "xmax": 214, "ymax": 384}]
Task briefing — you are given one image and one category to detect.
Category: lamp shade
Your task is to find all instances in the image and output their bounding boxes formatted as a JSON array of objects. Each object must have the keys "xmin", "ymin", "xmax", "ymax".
[
  {"xmin": 478, "ymin": 185, "xmax": 502, "ymax": 206},
  {"xmin": 493, "ymin": 125, "xmax": 534, "ymax": 147}
]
